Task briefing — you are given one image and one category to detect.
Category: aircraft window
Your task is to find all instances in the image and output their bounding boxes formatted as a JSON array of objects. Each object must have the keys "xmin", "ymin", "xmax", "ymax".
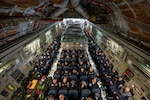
[
  {"xmin": 16, "ymin": 74, "xmax": 25, "ymax": 84},
  {"xmin": 0, "ymin": 90, "xmax": 9, "ymax": 97},
  {"xmin": 7, "ymin": 83, "xmax": 15, "ymax": 91}
]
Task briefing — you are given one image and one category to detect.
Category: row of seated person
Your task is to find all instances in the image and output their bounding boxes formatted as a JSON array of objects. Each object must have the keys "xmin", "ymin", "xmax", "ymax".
[
  {"xmin": 54, "ymin": 66, "xmax": 96, "ymax": 77},
  {"xmin": 88, "ymin": 41, "xmax": 133, "ymax": 100},
  {"xmin": 57, "ymin": 50, "xmax": 92, "ymax": 73},
  {"xmin": 59, "ymin": 50, "xmax": 89, "ymax": 65},
  {"xmin": 47, "ymin": 50, "xmax": 102, "ymax": 100},
  {"xmin": 28, "ymin": 35, "xmax": 61, "ymax": 80}
]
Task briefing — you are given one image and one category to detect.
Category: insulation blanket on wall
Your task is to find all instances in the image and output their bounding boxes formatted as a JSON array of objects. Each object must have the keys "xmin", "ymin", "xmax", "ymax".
[{"xmin": 18, "ymin": 22, "xmax": 28, "ymax": 36}]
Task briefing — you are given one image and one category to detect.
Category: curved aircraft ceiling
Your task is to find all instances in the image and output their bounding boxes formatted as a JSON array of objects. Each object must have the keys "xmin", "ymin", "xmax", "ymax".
[{"xmin": 0, "ymin": 0, "xmax": 150, "ymax": 49}]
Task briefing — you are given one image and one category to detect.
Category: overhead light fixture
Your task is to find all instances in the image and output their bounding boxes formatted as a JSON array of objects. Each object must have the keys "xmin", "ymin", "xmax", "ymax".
[
  {"xmin": 0, "ymin": 60, "xmax": 2, "ymax": 66},
  {"xmin": 146, "ymin": 64, "xmax": 150, "ymax": 68},
  {"xmin": 66, "ymin": 44, "xmax": 69, "ymax": 47}
]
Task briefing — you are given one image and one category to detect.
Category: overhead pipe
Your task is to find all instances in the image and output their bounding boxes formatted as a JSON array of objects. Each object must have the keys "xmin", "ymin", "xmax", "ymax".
[
  {"xmin": 51, "ymin": 0, "xmax": 89, "ymax": 19},
  {"xmin": 70, "ymin": 0, "xmax": 80, "ymax": 7},
  {"xmin": 75, "ymin": 5, "xmax": 89, "ymax": 19},
  {"xmin": 53, "ymin": 0, "xmax": 69, "ymax": 8},
  {"xmin": 71, "ymin": 0, "xmax": 89, "ymax": 19},
  {"xmin": 50, "ymin": 0, "xmax": 69, "ymax": 18},
  {"xmin": 0, "ymin": 0, "xmax": 51, "ymax": 17},
  {"xmin": 51, "ymin": 8, "xmax": 69, "ymax": 18}
]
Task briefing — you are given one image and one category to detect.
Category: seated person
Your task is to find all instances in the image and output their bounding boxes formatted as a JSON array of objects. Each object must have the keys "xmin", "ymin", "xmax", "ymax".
[
  {"xmin": 108, "ymin": 81, "xmax": 117, "ymax": 97},
  {"xmin": 104, "ymin": 74, "xmax": 112, "ymax": 83},
  {"xmin": 61, "ymin": 63, "xmax": 65, "ymax": 68},
  {"xmin": 92, "ymin": 93, "xmax": 102, "ymax": 100},
  {"xmin": 71, "ymin": 61, "xmax": 76, "ymax": 67},
  {"xmin": 80, "ymin": 57, "xmax": 88, "ymax": 64},
  {"xmin": 120, "ymin": 86, "xmax": 132, "ymax": 100},
  {"xmin": 64, "ymin": 61, "xmax": 69, "ymax": 66},
  {"xmin": 48, "ymin": 95, "xmax": 55, "ymax": 100},
  {"xmin": 63, "ymin": 70, "xmax": 69, "ymax": 76},
  {"xmin": 88, "ymin": 67, "xmax": 95, "ymax": 76},
  {"xmin": 71, "ymin": 55, "xmax": 76, "ymax": 61},
  {"xmin": 89, "ymin": 77, "xmax": 99, "ymax": 89},
  {"xmin": 54, "ymin": 69, "xmax": 62, "ymax": 76},
  {"xmin": 79, "ymin": 54, "xmax": 83, "ymax": 59},
  {"xmin": 59, "ymin": 76, "xmax": 69, "ymax": 89},
  {"xmin": 80, "ymin": 81, "xmax": 88, "ymax": 90},
  {"xmin": 116, "ymin": 76, "xmax": 125, "ymax": 90},
  {"xmin": 57, "ymin": 61, "xmax": 62, "ymax": 67},
  {"xmin": 60, "ymin": 55, "xmax": 65, "ymax": 63},
  {"xmin": 110, "ymin": 69, "xmax": 118, "ymax": 81},
  {"xmin": 58, "ymin": 93, "xmax": 68, "ymax": 100},
  {"xmin": 70, "ymin": 68, "xmax": 78, "ymax": 76},
  {"xmin": 86, "ymin": 61, "xmax": 91, "ymax": 69},
  {"xmin": 69, "ymin": 80, "xmax": 77, "ymax": 90},
  {"xmin": 49, "ymin": 78, "xmax": 59, "ymax": 91},
  {"xmin": 79, "ymin": 67, "xmax": 87, "ymax": 76},
  {"xmin": 65, "ymin": 56, "xmax": 71, "ymax": 63},
  {"xmin": 78, "ymin": 61, "xmax": 84, "ymax": 68},
  {"xmin": 71, "ymin": 50, "xmax": 77, "ymax": 56}
]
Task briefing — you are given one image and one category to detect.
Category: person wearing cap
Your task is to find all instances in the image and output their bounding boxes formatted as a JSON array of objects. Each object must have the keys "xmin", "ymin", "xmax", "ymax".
[
  {"xmin": 54, "ymin": 69, "xmax": 62, "ymax": 76},
  {"xmin": 88, "ymin": 67, "xmax": 95, "ymax": 76},
  {"xmin": 71, "ymin": 55, "xmax": 77, "ymax": 62},
  {"xmin": 86, "ymin": 61, "xmax": 91, "ymax": 69},
  {"xmin": 70, "ymin": 68, "xmax": 78, "ymax": 76},
  {"xmin": 49, "ymin": 78, "xmax": 59, "ymax": 91},
  {"xmin": 110, "ymin": 69, "xmax": 118, "ymax": 81},
  {"xmin": 63, "ymin": 70, "xmax": 69, "ymax": 76},
  {"xmin": 60, "ymin": 76, "xmax": 69, "ymax": 89},
  {"xmin": 65, "ymin": 56, "xmax": 71, "ymax": 64},
  {"xmin": 78, "ymin": 61, "xmax": 84, "ymax": 68}
]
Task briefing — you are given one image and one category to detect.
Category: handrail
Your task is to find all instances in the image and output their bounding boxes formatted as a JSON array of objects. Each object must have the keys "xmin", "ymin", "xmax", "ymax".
[
  {"xmin": 124, "ymin": 16, "xmax": 150, "ymax": 32},
  {"xmin": 0, "ymin": 23, "xmax": 49, "ymax": 53},
  {"xmin": 0, "ymin": 22, "xmax": 59, "ymax": 59},
  {"xmin": 0, "ymin": 21, "xmax": 47, "ymax": 46},
  {"xmin": 87, "ymin": 21, "xmax": 150, "ymax": 61}
]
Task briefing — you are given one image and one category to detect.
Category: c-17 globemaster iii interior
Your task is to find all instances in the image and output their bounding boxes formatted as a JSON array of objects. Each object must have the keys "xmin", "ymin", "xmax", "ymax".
[{"xmin": 0, "ymin": 0, "xmax": 150, "ymax": 100}]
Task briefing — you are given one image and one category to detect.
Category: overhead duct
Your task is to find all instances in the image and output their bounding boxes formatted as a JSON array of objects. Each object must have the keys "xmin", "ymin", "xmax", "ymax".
[
  {"xmin": 51, "ymin": 8, "xmax": 69, "ymax": 18},
  {"xmin": 70, "ymin": 0, "xmax": 80, "ymax": 7},
  {"xmin": 75, "ymin": 5, "xmax": 89, "ymax": 19},
  {"xmin": 51, "ymin": 0, "xmax": 89, "ymax": 19},
  {"xmin": 71, "ymin": 0, "xmax": 89, "ymax": 19},
  {"xmin": 51, "ymin": 0, "xmax": 69, "ymax": 18},
  {"xmin": 53, "ymin": 0, "xmax": 69, "ymax": 8}
]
